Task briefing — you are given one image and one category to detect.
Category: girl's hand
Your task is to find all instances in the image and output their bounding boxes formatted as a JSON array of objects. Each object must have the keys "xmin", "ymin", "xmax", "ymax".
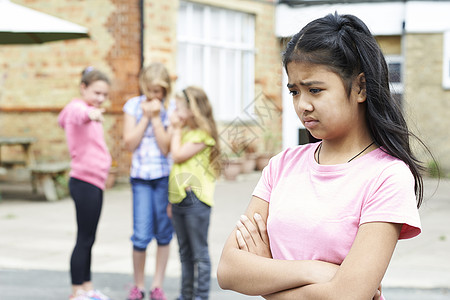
[
  {"xmin": 141, "ymin": 98, "xmax": 161, "ymax": 119},
  {"xmin": 169, "ymin": 111, "xmax": 182, "ymax": 129},
  {"xmin": 236, "ymin": 213, "xmax": 272, "ymax": 258},
  {"xmin": 88, "ymin": 108, "xmax": 105, "ymax": 122},
  {"xmin": 167, "ymin": 203, "xmax": 172, "ymax": 219},
  {"xmin": 148, "ymin": 98, "xmax": 162, "ymax": 118}
]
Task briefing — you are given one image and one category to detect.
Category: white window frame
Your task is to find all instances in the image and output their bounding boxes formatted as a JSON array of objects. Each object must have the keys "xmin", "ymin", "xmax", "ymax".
[
  {"xmin": 385, "ymin": 55, "xmax": 404, "ymax": 96},
  {"xmin": 176, "ymin": 2, "xmax": 255, "ymax": 122},
  {"xmin": 443, "ymin": 30, "xmax": 450, "ymax": 90}
]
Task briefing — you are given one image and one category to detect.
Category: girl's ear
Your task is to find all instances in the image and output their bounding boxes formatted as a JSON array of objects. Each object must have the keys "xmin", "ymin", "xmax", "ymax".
[
  {"xmin": 355, "ymin": 73, "xmax": 366, "ymax": 103},
  {"xmin": 80, "ymin": 82, "xmax": 87, "ymax": 93}
]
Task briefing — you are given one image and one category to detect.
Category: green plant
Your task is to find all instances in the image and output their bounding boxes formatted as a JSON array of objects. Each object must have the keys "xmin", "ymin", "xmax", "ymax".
[
  {"xmin": 262, "ymin": 130, "xmax": 281, "ymax": 154},
  {"xmin": 55, "ymin": 174, "xmax": 69, "ymax": 198},
  {"xmin": 427, "ymin": 160, "xmax": 440, "ymax": 178}
]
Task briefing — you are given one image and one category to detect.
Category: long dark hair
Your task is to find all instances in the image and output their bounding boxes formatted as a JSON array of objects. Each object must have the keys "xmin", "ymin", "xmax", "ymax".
[
  {"xmin": 178, "ymin": 86, "xmax": 222, "ymax": 176},
  {"xmin": 283, "ymin": 13, "xmax": 431, "ymax": 207}
]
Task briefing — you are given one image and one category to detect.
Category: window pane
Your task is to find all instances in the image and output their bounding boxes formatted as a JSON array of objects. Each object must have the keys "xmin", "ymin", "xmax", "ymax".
[
  {"xmin": 241, "ymin": 14, "xmax": 253, "ymax": 45},
  {"xmin": 224, "ymin": 49, "xmax": 236, "ymax": 117},
  {"xmin": 210, "ymin": 8, "xmax": 221, "ymax": 42},
  {"xmin": 386, "ymin": 56, "xmax": 403, "ymax": 104},
  {"xmin": 177, "ymin": 43, "xmax": 188, "ymax": 88},
  {"xmin": 177, "ymin": 3, "xmax": 187, "ymax": 37},
  {"xmin": 242, "ymin": 51, "xmax": 254, "ymax": 108},
  {"xmin": 224, "ymin": 11, "xmax": 235, "ymax": 43},
  {"xmin": 177, "ymin": 1, "xmax": 255, "ymax": 121},
  {"xmin": 209, "ymin": 47, "xmax": 221, "ymax": 112},
  {"xmin": 191, "ymin": 45, "xmax": 204, "ymax": 85},
  {"xmin": 189, "ymin": 4, "xmax": 203, "ymax": 39},
  {"xmin": 388, "ymin": 62, "xmax": 401, "ymax": 83}
]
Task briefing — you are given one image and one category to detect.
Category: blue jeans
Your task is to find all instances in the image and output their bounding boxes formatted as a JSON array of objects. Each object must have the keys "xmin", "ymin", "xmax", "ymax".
[
  {"xmin": 130, "ymin": 177, "xmax": 173, "ymax": 250},
  {"xmin": 172, "ymin": 191, "xmax": 211, "ymax": 300}
]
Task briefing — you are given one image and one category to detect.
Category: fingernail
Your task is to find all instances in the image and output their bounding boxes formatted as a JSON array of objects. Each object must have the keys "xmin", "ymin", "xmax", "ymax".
[
  {"xmin": 240, "ymin": 215, "xmax": 248, "ymax": 222},
  {"xmin": 236, "ymin": 220, "xmax": 243, "ymax": 227},
  {"xmin": 254, "ymin": 213, "xmax": 261, "ymax": 220}
]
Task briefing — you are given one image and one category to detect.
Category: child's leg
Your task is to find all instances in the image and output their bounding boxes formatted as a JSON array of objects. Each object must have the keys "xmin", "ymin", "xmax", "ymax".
[
  {"xmin": 130, "ymin": 178, "xmax": 155, "ymax": 290},
  {"xmin": 69, "ymin": 178, "xmax": 103, "ymax": 294},
  {"xmin": 133, "ymin": 249, "xmax": 147, "ymax": 289},
  {"xmin": 152, "ymin": 176, "xmax": 173, "ymax": 290},
  {"xmin": 153, "ymin": 244, "xmax": 170, "ymax": 289},
  {"xmin": 172, "ymin": 206, "xmax": 194, "ymax": 299},
  {"xmin": 71, "ymin": 284, "xmax": 85, "ymax": 297},
  {"xmin": 183, "ymin": 192, "xmax": 211, "ymax": 300},
  {"xmin": 82, "ymin": 281, "xmax": 94, "ymax": 291}
]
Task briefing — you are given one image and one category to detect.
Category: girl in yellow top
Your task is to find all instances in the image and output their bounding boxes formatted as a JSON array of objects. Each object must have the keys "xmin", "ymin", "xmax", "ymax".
[{"xmin": 168, "ymin": 86, "xmax": 221, "ymax": 300}]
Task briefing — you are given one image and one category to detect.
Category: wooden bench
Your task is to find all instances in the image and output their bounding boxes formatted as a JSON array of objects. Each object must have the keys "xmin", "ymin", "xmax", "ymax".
[
  {"xmin": 0, "ymin": 160, "xmax": 27, "ymax": 168},
  {"xmin": 29, "ymin": 162, "xmax": 70, "ymax": 201}
]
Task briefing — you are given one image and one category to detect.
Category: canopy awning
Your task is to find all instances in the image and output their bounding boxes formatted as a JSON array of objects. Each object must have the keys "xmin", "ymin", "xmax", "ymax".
[{"xmin": 0, "ymin": 0, "xmax": 89, "ymax": 44}]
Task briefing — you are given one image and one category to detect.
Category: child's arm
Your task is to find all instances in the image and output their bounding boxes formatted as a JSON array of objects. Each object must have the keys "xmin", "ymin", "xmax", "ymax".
[
  {"xmin": 170, "ymin": 112, "xmax": 206, "ymax": 164},
  {"xmin": 147, "ymin": 99, "xmax": 171, "ymax": 156},
  {"xmin": 217, "ymin": 196, "xmax": 339, "ymax": 296},
  {"xmin": 123, "ymin": 112, "xmax": 150, "ymax": 152},
  {"xmin": 271, "ymin": 222, "xmax": 400, "ymax": 300},
  {"xmin": 236, "ymin": 211, "xmax": 398, "ymax": 300}
]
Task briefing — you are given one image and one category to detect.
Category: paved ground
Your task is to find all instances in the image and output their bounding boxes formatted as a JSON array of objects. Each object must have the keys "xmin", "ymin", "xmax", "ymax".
[{"xmin": 0, "ymin": 173, "xmax": 449, "ymax": 299}]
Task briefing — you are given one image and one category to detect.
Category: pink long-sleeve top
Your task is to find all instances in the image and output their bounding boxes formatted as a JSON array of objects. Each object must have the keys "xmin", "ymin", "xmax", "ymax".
[{"xmin": 58, "ymin": 98, "xmax": 111, "ymax": 190}]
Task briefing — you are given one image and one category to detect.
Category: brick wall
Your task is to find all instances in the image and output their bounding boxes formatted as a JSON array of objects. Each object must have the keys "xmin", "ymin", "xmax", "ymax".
[
  {"xmin": 404, "ymin": 33, "xmax": 450, "ymax": 174},
  {"xmin": 105, "ymin": 0, "xmax": 142, "ymax": 176},
  {"xmin": 0, "ymin": 0, "xmax": 141, "ymax": 179},
  {"xmin": 0, "ymin": 0, "xmax": 280, "ymax": 180},
  {"xmin": 365, "ymin": 34, "xmax": 450, "ymax": 174},
  {"xmin": 143, "ymin": 0, "xmax": 178, "ymax": 72}
]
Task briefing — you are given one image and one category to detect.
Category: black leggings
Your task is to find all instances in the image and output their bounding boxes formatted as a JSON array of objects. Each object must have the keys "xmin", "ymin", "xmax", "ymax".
[{"xmin": 69, "ymin": 177, "xmax": 103, "ymax": 285}]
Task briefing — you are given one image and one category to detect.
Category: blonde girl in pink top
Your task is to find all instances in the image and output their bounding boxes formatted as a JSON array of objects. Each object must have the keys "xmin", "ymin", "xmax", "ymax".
[
  {"xmin": 218, "ymin": 13, "xmax": 433, "ymax": 299},
  {"xmin": 59, "ymin": 67, "xmax": 111, "ymax": 300}
]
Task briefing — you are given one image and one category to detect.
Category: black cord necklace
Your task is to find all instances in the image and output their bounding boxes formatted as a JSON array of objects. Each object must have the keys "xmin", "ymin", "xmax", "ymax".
[{"xmin": 317, "ymin": 142, "xmax": 375, "ymax": 164}]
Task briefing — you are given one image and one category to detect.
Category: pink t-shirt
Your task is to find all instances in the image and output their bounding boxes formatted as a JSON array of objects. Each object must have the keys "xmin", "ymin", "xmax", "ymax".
[
  {"xmin": 58, "ymin": 98, "xmax": 111, "ymax": 190},
  {"xmin": 253, "ymin": 142, "xmax": 421, "ymax": 264}
]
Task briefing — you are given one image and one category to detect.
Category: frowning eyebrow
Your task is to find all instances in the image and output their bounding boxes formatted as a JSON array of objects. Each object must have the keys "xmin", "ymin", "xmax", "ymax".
[{"xmin": 287, "ymin": 81, "xmax": 325, "ymax": 88}]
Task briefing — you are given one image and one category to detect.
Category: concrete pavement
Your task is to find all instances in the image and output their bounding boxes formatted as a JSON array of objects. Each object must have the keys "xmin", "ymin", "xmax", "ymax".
[{"xmin": 0, "ymin": 173, "xmax": 449, "ymax": 299}]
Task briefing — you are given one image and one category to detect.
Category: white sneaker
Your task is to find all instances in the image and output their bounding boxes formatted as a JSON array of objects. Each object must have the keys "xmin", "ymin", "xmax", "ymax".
[
  {"xmin": 86, "ymin": 289, "xmax": 111, "ymax": 300},
  {"xmin": 70, "ymin": 290, "xmax": 90, "ymax": 300}
]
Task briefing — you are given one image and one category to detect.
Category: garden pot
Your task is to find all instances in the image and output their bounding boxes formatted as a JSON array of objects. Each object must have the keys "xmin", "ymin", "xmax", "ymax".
[
  {"xmin": 241, "ymin": 154, "xmax": 257, "ymax": 173},
  {"xmin": 223, "ymin": 159, "xmax": 242, "ymax": 181}
]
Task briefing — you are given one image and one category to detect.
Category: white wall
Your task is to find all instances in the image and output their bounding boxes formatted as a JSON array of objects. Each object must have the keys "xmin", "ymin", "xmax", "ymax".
[
  {"xmin": 276, "ymin": 2, "xmax": 405, "ymax": 37},
  {"xmin": 282, "ymin": 67, "xmax": 304, "ymax": 149},
  {"xmin": 276, "ymin": 1, "xmax": 450, "ymax": 37}
]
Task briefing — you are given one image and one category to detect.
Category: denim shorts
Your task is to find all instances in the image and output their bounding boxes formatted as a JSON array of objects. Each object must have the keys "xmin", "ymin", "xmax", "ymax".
[{"xmin": 130, "ymin": 177, "xmax": 173, "ymax": 250}]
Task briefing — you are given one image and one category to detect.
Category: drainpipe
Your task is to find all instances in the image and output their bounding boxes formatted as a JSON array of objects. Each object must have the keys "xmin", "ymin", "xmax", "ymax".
[
  {"xmin": 139, "ymin": 0, "xmax": 144, "ymax": 68},
  {"xmin": 401, "ymin": 0, "xmax": 406, "ymax": 107}
]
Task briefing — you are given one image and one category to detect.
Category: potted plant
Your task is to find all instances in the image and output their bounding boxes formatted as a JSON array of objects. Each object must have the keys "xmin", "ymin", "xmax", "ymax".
[
  {"xmin": 222, "ymin": 141, "xmax": 245, "ymax": 180},
  {"xmin": 256, "ymin": 131, "xmax": 280, "ymax": 171},
  {"xmin": 222, "ymin": 153, "xmax": 242, "ymax": 181},
  {"xmin": 241, "ymin": 142, "xmax": 257, "ymax": 173}
]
